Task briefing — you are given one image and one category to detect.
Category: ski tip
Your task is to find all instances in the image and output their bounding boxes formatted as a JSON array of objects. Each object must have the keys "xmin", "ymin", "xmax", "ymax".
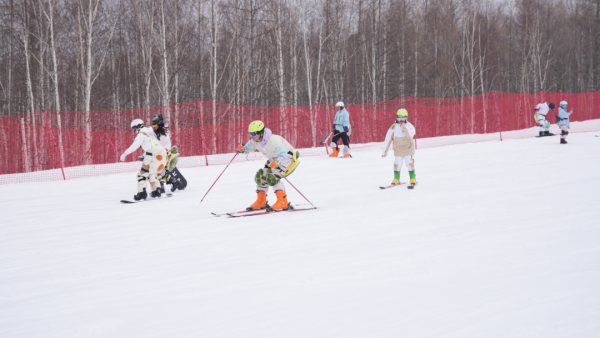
[{"xmin": 120, "ymin": 200, "xmax": 135, "ymax": 204}]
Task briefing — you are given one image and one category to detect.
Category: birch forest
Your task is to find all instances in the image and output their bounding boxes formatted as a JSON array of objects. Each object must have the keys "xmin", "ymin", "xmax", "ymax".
[{"xmin": 1, "ymin": 0, "xmax": 600, "ymax": 116}]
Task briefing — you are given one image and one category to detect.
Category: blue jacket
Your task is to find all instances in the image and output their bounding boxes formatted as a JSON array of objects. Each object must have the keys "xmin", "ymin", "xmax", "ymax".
[
  {"xmin": 557, "ymin": 107, "xmax": 571, "ymax": 128},
  {"xmin": 333, "ymin": 108, "xmax": 350, "ymax": 132}
]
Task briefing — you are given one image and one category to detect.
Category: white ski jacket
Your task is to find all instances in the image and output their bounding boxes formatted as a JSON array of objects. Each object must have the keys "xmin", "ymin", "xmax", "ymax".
[{"xmin": 120, "ymin": 127, "xmax": 164, "ymax": 161}]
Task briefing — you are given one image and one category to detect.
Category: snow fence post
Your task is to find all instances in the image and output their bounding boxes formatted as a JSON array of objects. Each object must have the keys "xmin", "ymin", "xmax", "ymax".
[
  {"xmin": 315, "ymin": 104, "xmax": 329, "ymax": 155},
  {"xmin": 198, "ymin": 100, "xmax": 209, "ymax": 166},
  {"xmin": 103, "ymin": 132, "xmax": 119, "ymax": 157},
  {"xmin": 285, "ymin": 106, "xmax": 296, "ymax": 146},
  {"xmin": 409, "ymin": 96, "xmax": 418, "ymax": 150},
  {"xmin": 42, "ymin": 110, "xmax": 66, "ymax": 181},
  {"xmin": 492, "ymin": 90, "xmax": 503, "ymax": 141}
]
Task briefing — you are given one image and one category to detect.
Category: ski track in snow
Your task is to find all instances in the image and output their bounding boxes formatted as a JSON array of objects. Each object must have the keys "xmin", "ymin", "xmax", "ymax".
[{"xmin": 1, "ymin": 129, "xmax": 599, "ymax": 338}]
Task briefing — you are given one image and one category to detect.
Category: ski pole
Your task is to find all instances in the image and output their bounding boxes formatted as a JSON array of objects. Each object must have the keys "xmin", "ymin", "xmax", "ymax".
[
  {"xmin": 200, "ymin": 152, "xmax": 238, "ymax": 204},
  {"xmin": 284, "ymin": 177, "xmax": 317, "ymax": 209}
]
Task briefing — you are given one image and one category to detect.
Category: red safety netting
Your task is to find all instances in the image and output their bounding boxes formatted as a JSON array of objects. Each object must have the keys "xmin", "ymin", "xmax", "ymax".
[{"xmin": 1, "ymin": 90, "xmax": 599, "ymax": 185}]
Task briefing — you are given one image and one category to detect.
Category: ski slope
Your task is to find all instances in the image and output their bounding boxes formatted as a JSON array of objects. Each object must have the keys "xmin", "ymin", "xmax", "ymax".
[{"xmin": 1, "ymin": 130, "xmax": 599, "ymax": 338}]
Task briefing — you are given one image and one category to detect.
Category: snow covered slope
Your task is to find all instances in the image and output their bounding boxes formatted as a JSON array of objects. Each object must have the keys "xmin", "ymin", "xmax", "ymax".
[{"xmin": 1, "ymin": 131, "xmax": 599, "ymax": 338}]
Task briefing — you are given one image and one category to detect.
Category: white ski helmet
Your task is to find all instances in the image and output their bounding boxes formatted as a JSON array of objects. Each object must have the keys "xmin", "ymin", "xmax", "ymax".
[
  {"xmin": 335, "ymin": 101, "xmax": 344, "ymax": 108},
  {"xmin": 130, "ymin": 118, "xmax": 144, "ymax": 131},
  {"xmin": 560, "ymin": 101, "xmax": 567, "ymax": 108}
]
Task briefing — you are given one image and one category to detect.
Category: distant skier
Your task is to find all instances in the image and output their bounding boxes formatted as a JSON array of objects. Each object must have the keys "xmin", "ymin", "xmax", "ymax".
[
  {"xmin": 149, "ymin": 114, "xmax": 186, "ymax": 192},
  {"xmin": 236, "ymin": 120, "xmax": 300, "ymax": 210},
  {"xmin": 556, "ymin": 101, "xmax": 572, "ymax": 144},
  {"xmin": 534, "ymin": 102, "xmax": 554, "ymax": 136},
  {"xmin": 120, "ymin": 119, "xmax": 167, "ymax": 200},
  {"xmin": 382, "ymin": 109, "xmax": 417, "ymax": 188},
  {"xmin": 329, "ymin": 101, "xmax": 352, "ymax": 158}
]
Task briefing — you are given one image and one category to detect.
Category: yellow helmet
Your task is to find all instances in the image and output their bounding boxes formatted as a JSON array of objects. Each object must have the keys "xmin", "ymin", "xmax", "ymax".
[
  {"xmin": 396, "ymin": 109, "xmax": 408, "ymax": 117},
  {"xmin": 248, "ymin": 120, "xmax": 265, "ymax": 136}
]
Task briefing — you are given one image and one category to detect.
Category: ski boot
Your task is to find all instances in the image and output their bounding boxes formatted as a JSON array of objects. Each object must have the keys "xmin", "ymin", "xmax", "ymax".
[
  {"xmin": 271, "ymin": 190, "xmax": 289, "ymax": 210},
  {"xmin": 329, "ymin": 147, "xmax": 339, "ymax": 158},
  {"xmin": 150, "ymin": 188, "xmax": 162, "ymax": 198},
  {"xmin": 247, "ymin": 191, "xmax": 268, "ymax": 210},
  {"xmin": 408, "ymin": 178, "xmax": 417, "ymax": 189},
  {"xmin": 560, "ymin": 138, "xmax": 568, "ymax": 144},
  {"xmin": 342, "ymin": 147, "xmax": 352, "ymax": 158},
  {"xmin": 134, "ymin": 188, "xmax": 148, "ymax": 201},
  {"xmin": 391, "ymin": 179, "xmax": 400, "ymax": 185}
]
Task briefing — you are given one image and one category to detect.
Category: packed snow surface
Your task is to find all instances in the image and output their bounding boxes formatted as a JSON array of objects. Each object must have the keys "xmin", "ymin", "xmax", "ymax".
[{"xmin": 1, "ymin": 131, "xmax": 599, "ymax": 338}]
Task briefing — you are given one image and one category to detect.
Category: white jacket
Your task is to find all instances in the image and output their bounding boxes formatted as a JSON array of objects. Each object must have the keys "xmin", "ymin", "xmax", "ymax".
[
  {"xmin": 382, "ymin": 122, "xmax": 416, "ymax": 156},
  {"xmin": 122, "ymin": 127, "xmax": 163, "ymax": 157}
]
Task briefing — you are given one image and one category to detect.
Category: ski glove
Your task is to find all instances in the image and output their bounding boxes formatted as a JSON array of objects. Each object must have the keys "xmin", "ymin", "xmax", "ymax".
[
  {"xmin": 344, "ymin": 126, "xmax": 349, "ymax": 132},
  {"xmin": 268, "ymin": 160, "xmax": 281, "ymax": 169},
  {"xmin": 119, "ymin": 153, "xmax": 127, "ymax": 161},
  {"xmin": 236, "ymin": 144, "xmax": 245, "ymax": 153},
  {"xmin": 138, "ymin": 155, "xmax": 145, "ymax": 162}
]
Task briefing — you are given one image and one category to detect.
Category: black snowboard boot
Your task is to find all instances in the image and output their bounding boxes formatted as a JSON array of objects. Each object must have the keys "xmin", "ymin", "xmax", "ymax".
[
  {"xmin": 151, "ymin": 188, "xmax": 162, "ymax": 198},
  {"xmin": 545, "ymin": 130, "xmax": 554, "ymax": 136},
  {"xmin": 539, "ymin": 131, "xmax": 544, "ymax": 137},
  {"xmin": 560, "ymin": 138, "xmax": 568, "ymax": 144},
  {"xmin": 134, "ymin": 188, "xmax": 147, "ymax": 201},
  {"xmin": 160, "ymin": 181, "xmax": 166, "ymax": 194}
]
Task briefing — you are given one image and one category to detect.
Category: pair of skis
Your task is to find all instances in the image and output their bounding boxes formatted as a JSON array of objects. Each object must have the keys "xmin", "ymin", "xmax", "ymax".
[
  {"xmin": 379, "ymin": 182, "xmax": 417, "ymax": 190},
  {"xmin": 212, "ymin": 204, "xmax": 317, "ymax": 218}
]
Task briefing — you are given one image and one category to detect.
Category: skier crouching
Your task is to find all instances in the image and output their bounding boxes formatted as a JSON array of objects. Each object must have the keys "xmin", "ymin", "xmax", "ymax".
[
  {"xmin": 120, "ymin": 119, "xmax": 167, "ymax": 200},
  {"xmin": 382, "ymin": 109, "xmax": 417, "ymax": 188},
  {"xmin": 236, "ymin": 120, "xmax": 300, "ymax": 211},
  {"xmin": 534, "ymin": 102, "xmax": 554, "ymax": 137}
]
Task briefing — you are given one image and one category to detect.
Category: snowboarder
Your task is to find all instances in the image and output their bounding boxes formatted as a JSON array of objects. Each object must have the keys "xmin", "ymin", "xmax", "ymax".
[
  {"xmin": 534, "ymin": 102, "xmax": 554, "ymax": 136},
  {"xmin": 149, "ymin": 114, "xmax": 186, "ymax": 192},
  {"xmin": 382, "ymin": 109, "xmax": 417, "ymax": 188},
  {"xmin": 120, "ymin": 119, "xmax": 168, "ymax": 200},
  {"xmin": 329, "ymin": 101, "xmax": 352, "ymax": 158},
  {"xmin": 556, "ymin": 101, "xmax": 572, "ymax": 144},
  {"xmin": 236, "ymin": 120, "xmax": 300, "ymax": 211}
]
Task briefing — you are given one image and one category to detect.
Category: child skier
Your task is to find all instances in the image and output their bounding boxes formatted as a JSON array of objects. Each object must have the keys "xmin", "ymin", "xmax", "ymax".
[
  {"xmin": 534, "ymin": 102, "xmax": 554, "ymax": 136},
  {"xmin": 382, "ymin": 109, "xmax": 417, "ymax": 188},
  {"xmin": 556, "ymin": 101, "xmax": 572, "ymax": 144},
  {"xmin": 329, "ymin": 101, "xmax": 352, "ymax": 158},
  {"xmin": 120, "ymin": 119, "xmax": 168, "ymax": 200},
  {"xmin": 236, "ymin": 120, "xmax": 300, "ymax": 211}
]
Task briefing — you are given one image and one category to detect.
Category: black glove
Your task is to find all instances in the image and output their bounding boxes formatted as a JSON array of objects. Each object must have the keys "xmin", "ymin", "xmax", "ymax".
[
  {"xmin": 332, "ymin": 124, "xmax": 335, "ymax": 129},
  {"xmin": 138, "ymin": 155, "xmax": 144, "ymax": 162},
  {"xmin": 344, "ymin": 126, "xmax": 349, "ymax": 132}
]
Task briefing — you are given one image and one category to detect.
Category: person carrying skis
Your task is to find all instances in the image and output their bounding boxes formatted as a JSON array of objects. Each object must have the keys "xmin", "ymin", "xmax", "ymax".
[
  {"xmin": 534, "ymin": 102, "xmax": 554, "ymax": 136},
  {"xmin": 120, "ymin": 119, "xmax": 168, "ymax": 200},
  {"xmin": 149, "ymin": 114, "xmax": 185, "ymax": 192},
  {"xmin": 556, "ymin": 101, "xmax": 572, "ymax": 144},
  {"xmin": 236, "ymin": 121, "xmax": 300, "ymax": 211},
  {"xmin": 382, "ymin": 109, "xmax": 417, "ymax": 188},
  {"xmin": 329, "ymin": 101, "xmax": 352, "ymax": 158}
]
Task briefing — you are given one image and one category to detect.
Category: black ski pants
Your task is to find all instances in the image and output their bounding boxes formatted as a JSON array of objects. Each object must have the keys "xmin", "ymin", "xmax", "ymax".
[{"xmin": 331, "ymin": 130, "xmax": 350, "ymax": 149}]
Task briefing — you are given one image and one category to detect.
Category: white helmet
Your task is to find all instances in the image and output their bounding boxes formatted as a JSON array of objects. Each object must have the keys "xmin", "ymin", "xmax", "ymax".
[
  {"xmin": 559, "ymin": 101, "xmax": 567, "ymax": 107},
  {"xmin": 130, "ymin": 119, "xmax": 144, "ymax": 131},
  {"xmin": 335, "ymin": 101, "xmax": 344, "ymax": 108}
]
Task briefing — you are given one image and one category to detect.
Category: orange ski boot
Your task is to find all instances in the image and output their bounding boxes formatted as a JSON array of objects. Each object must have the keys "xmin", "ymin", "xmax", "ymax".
[
  {"xmin": 249, "ymin": 191, "xmax": 268, "ymax": 210},
  {"xmin": 329, "ymin": 147, "xmax": 339, "ymax": 158},
  {"xmin": 271, "ymin": 190, "xmax": 289, "ymax": 210}
]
